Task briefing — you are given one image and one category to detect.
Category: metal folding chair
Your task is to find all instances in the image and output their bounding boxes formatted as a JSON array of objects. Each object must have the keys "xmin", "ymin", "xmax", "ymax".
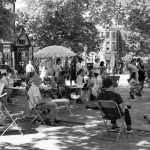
[
  {"xmin": 98, "ymin": 100, "xmax": 128, "ymax": 141},
  {"xmin": 0, "ymin": 83, "xmax": 24, "ymax": 136},
  {"xmin": 55, "ymin": 85, "xmax": 73, "ymax": 115},
  {"xmin": 26, "ymin": 91, "xmax": 47, "ymax": 125}
]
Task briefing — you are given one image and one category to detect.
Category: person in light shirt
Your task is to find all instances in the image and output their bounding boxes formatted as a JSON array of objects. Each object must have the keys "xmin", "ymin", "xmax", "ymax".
[
  {"xmin": 93, "ymin": 58, "xmax": 100, "ymax": 76},
  {"xmin": 27, "ymin": 72, "xmax": 57, "ymax": 126},
  {"xmin": 54, "ymin": 58, "xmax": 62, "ymax": 77},
  {"xmin": 76, "ymin": 69, "xmax": 85, "ymax": 86},
  {"xmin": 26, "ymin": 60, "xmax": 35, "ymax": 75},
  {"xmin": 128, "ymin": 58, "xmax": 139, "ymax": 82}
]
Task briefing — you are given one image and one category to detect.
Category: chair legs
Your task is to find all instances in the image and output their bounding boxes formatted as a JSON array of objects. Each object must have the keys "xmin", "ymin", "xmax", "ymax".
[
  {"xmin": 99, "ymin": 119, "xmax": 128, "ymax": 142},
  {"xmin": 30, "ymin": 108, "xmax": 46, "ymax": 126},
  {"xmin": 1, "ymin": 118, "xmax": 23, "ymax": 136}
]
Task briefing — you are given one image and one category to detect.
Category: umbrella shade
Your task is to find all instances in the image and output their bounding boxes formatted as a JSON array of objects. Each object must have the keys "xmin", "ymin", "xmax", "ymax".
[{"xmin": 34, "ymin": 45, "xmax": 75, "ymax": 58}]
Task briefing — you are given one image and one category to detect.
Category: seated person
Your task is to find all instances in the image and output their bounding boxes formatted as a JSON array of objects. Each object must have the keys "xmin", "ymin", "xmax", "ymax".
[
  {"xmin": 87, "ymin": 71, "xmax": 95, "ymax": 88},
  {"xmin": 0, "ymin": 72, "xmax": 17, "ymax": 104},
  {"xmin": 28, "ymin": 73, "xmax": 57, "ymax": 126},
  {"xmin": 129, "ymin": 72, "xmax": 142, "ymax": 99},
  {"xmin": 76, "ymin": 69, "xmax": 85, "ymax": 86},
  {"xmin": 98, "ymin": 77, "xmax": 133, "ymax": 133},
  {"xmin": 87, "ymin": 71, "xmax": 95, "ymax": 101},
  {"xmin": 57, "ymin": 71, "xmax": 70, "ymax": 98},
  {"xmin": 57, "ymin": 71, "xmax": 67, "ymax": 86}
]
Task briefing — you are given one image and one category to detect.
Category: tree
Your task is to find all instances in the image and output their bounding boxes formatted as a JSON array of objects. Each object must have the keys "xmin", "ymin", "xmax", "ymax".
[
  {"xmin": 124, "ymin": 0, "xmax": 150, "ymax": 56},
  {"xmin": 0, "ymin": 0, "xmax": 16, "ymax": 40},
  {"xmin": 16, "ymin": 0, "xmax": 102, "ymax": 54},
  {"xmin": 87, "ymin": 0, "xmax": 150, "ymax": 56}
]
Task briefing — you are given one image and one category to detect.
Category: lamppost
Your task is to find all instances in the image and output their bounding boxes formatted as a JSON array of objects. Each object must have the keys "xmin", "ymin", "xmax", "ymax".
[
  {"xmin": 84, "ymin": 45, "xmax": 87, "ymax": 69},
  {"xmin": 30, "ymin": 35, "xmax": 37, "ymax": 62}
]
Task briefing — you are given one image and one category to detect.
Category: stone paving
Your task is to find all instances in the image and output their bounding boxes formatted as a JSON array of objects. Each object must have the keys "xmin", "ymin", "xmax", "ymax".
[{"xmin": 1, "ymin": 74, "xmax": 150, "ymax": 150}]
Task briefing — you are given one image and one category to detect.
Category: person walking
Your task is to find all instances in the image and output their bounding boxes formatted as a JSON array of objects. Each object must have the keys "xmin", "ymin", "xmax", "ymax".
[
  {"xmin": 137, "ymin": 58, "xmax": 146, "ymax": 93},
  {"xmin": 26, "ymin": 60, "xmax": 35, "ymax": 75}
]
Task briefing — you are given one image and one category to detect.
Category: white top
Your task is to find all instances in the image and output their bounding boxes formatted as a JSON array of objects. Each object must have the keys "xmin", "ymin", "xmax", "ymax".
[
  {"xmin": 26, "ymin": 64, "xmax": 35, "ymax": 73},
  {"xmin": 40, "ymin": 66, "xmax": 47, "ymax": 80},
  {"xmin": 93, "ymin": 63, "xmax": 100, "ymax": 74},
  {"xmin": 76, "ymin": 75, "xmax": 83, "ymax": 85},
  {"xmin": 76, "ymin": 62, "xmax": 82, "ymax": 72},
  {"xmin": 28, "ymin": 83, "xmax": 41, "ymax": 109},
  {"xmin": 92, "ymin": 76, "xmax": 102, "ymax": 97}
]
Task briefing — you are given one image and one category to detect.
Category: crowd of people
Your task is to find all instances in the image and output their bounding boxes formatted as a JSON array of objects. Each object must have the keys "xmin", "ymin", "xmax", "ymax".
[
  {"xmin": 21, "ymin": 57, "xmax": 133, "ymax": 132},
  {"xmin": 2, "ymin": 56, "xmax": 149, "ymax": 131}
]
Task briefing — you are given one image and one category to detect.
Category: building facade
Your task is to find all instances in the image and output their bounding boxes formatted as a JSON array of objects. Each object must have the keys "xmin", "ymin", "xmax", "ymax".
[
  {"xmin": 98, "ymin": 27, "xmax": 123, "ymax": 73},
  {"xmin": 0, "ymin": 1, "xmax": 31, "ymax": 74}
]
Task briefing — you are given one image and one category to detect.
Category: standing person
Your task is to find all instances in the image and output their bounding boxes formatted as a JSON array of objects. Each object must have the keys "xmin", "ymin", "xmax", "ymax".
[
  {"xmin": 100, "ymin": 61, "xmax": 106, "ymax": 75},
  {"xmin": 70, "ymin": 57, "xmax": 77, "ymax": 85},
  {"xmin": 26, "ymin": 60, "xmax": 35, "ymax": 75},
  {"xmin": 127, "ymin": 58, "xmax": 139, "ymax": 82},
  {"xmin": 54, "ymin": 58, "xmax": 62, "ymax": 77},
  {"xmin": 93, "ymin": 58, "xmax": 100, "ymax": 77},
  {"xmin": 76, "ymin": 57, "xmax": 83, "ymax": 74},
  {"xmin": 137, "ymin": 58, "xmax": 146, "ymax": 93}
]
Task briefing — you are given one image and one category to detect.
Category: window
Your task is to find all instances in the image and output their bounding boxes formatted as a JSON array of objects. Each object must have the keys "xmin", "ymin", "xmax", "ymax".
[
  {"xmin": 106, "ymin": 32, "xmax": 110, "ymax": 38},
  {"xmin": 100, "ymin": 32, "xmax": 104, "ymax": 38},
  {"xmin": 106, "ymin": 42, "xmax": 110, "ymax": 51},
  {"xmin": 112, "ymin": 32, "xmax": 116, "ymax": 39},
  {"xmin": 112, "ymin": 42, "xmax": 116, "ymax": 51}
]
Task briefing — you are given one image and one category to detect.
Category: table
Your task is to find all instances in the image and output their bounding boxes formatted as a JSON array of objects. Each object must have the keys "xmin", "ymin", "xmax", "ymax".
[
  {"xmin": 66, "ymin": 84, "xmax": 88, "ymax": 104},
  {"xmin": 39, "ymin": 86, "xmax": 52, "ymax": 91},
  {"xmin": 13, "ymin": 78, "xmax": 21, "ymax": 82},
  {"xmin": 5, "ymin": 86, "xmax": 26, "ymax": 95}
]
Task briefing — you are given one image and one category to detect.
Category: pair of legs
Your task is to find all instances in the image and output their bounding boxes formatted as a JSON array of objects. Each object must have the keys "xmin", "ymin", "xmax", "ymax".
[
  {"xmin": 111, "ymin": 107, "xmax": 132, "ymax": 130},
  {"xmin": 38, "ymin": 101, "xmax": 57, "ymax": 123},
  {"xmin": 129, "ymin": 85, "xmax": 142, "ymax": 98},
  {"xmin": 3, "ymin": 88, "xmax": 17, "ymax": 104}
]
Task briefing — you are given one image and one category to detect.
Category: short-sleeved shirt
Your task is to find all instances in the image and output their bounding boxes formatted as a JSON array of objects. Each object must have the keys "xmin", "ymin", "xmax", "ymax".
[
  {"xmin": 76, "ymin": 62, "xmax": 82, "ymax": 72},
  {"xmin": 98, "ymin": 91, "xmax": 123, "ymax": 113},
  {"xmin": 93, "ymin": 63, "xmax": 100, "ymax": 74},
  {"xmin": 28, "ymin": 83, "xmax": 41, "ymax": 109},
  {"xmin": 26, "ymin": 64, "xmax": 35, "ymax": 73},
  {"xmin": 76, "ymin": 75, "xmax": 83, "ymax": 85}
]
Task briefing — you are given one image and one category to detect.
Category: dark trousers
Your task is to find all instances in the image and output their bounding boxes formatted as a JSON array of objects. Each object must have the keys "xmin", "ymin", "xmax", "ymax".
[{"xmin": 111, "ymin": 108, "xmax": 132, "ymax": 126}]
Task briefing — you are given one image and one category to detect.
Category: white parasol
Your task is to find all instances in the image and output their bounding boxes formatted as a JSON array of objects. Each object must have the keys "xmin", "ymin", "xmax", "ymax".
[{"xmin": 34, "ymin": 45, "xmax": 75, "ymax": 58}]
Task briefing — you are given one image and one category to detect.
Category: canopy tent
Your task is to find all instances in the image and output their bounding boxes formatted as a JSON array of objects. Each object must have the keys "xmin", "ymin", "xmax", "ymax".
[{"xmin": 34, "ymin": 45, "xmax": 76, "ymax": 58}]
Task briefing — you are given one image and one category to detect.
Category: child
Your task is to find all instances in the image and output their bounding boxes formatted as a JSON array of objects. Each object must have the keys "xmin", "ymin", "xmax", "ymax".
[{"xmin": 129, "ymin": 72, "xmax": 142, "ymax": 99}]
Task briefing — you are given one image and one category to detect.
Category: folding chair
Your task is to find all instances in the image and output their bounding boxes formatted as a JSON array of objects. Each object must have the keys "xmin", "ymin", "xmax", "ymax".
[
  {"xmin": 80, "ymin": 85, "xmax": 91, "ymax": 104},
  {"xmin": 54, "ymin": 85, "xmax": 73, "ymax": 115},
  {"xmin": 98, "ymin": 100, "xmax": 128, "ymax": 141},
  {"xmin": 0, "ymin": 83, "xmax": 24, "ymax": 136},
  {"xmin": 26, "ymin": 91, "xmax": 47, "ymax": 125}
]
